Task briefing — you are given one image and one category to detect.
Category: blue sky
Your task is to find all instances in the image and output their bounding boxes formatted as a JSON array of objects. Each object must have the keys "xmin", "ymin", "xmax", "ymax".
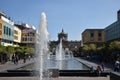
[{"xmin": 0, "ymin": 0, "xmax": 120, "ymax": 40}]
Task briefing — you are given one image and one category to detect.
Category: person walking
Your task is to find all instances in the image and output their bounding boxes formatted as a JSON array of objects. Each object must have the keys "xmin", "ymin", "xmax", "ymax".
[{"xmin": 101, "ymin": 62, "xmax": 104, "ymax": 71}]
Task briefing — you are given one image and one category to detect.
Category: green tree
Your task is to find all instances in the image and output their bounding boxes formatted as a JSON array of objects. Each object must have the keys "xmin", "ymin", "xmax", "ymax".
[
  {"xmin": 109, "ymin": 41, "xmax": 120, "ymax": 51},
  {"xmin": 81, "ymin": 45, "xmax": 89, "ymax": 56},
  {"xmin": 88, "ymin": 44, "xmax": 97, "ymax": 56},
  {"xmin": 0, "ymin": 45, "xmax": 7, "ymax": 63},
  {"xmin": 6, "ymin": 46, "xmax": 15, "ymax": 54},
  {"xmin": 25, "ymin": 47, "xmax": 35, "ymax": 54},
  {"xmin": 89, "ymin": 44, "xmax": 96, "ymax": 51}
]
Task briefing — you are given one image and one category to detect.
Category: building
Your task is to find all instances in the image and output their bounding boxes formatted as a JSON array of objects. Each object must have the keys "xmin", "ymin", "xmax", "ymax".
[
  {"xmin": 82, "ymin": 29, "xmax": 105, "ymax": 46},
  {"xmin": 13, "ymin": 25, "xmax": 22, "ymax": 46},
  {"xmin": 64, "ymin": 40, "xmax": 81, "ymax": 51},
  {"xmin": 51, "ymin": 29, "xmax": 81, "ymax": 52},
  {"xmin": 58, "ymin": 29, "xmax": 68, "ymax": 42},
  {"xmin": 0, "ymin": 11, "xmax": 14, "ymax": 46},
  {"xmin": 15, "ymin": 24, "xmax": 36, "ymax": 47},
  {"xmin": 0, "ymin": 11, "xmax": 36, "ymax": 47},
  {"xmin": 105, "ymin": 10, "xmax": 120, "ymax": 42}
]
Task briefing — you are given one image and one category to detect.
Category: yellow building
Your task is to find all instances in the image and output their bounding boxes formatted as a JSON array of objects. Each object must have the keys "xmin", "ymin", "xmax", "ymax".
[
  {"xmin": 82, "ymin": 29, "xmax": 105, "ymax": 46},
  {"xmin": 14, "ymin": 25, "xmax": 22, "ymax": 46}
]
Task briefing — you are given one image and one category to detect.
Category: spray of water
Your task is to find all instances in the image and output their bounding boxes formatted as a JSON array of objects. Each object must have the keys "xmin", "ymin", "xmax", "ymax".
[
  {"xmin": 35, "ymin": 12, "xmax": 50, "ymax": 80},
  {"xmin": 55, "ymin": 39, "xmax": 65, "ymax": 60}
]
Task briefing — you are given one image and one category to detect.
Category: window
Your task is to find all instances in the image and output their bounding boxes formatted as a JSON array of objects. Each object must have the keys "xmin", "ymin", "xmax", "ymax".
[
  {"xmin": 98, "ymin": 32, "xmax": 102, "ymax": 41},
  {"xmin": 25, "ymin": 38, "xmax": 27, "ymax": 41},
  {"xmin": 14, "ymin": 35, "xmax": 18, "ymax": 40},
  {"xmin": 22, "ymin": 38, "xmax": 24, "ymax": 41},
  {"xmin": 4, "ymin": 26, "xmax": 6, "ymax": 34},
  {"xmin": 14, "ymin": 30, "xmax": 18, "ymax": 35},
  {"xmin": 0, "ymin": 30, "xmax": 2, "ymax": 35},
  {"xmin": 90, "ymin": 32, "xmax": 94, "ymax": 37},
  {"xmin": 98, "ymin": 32, "xmax": 101, "ymax": 37},
  {"xmin": 9, "ymin": 28, "xmax": 10, "ymax": 35},
  {"xmin": 6, "ymin": 27, "xmax": 8, "ymax": 35},
  {"xmin": 90, "ymin": 32, "xmax": 94, "ymax": 41},
  {"xmin": 0, "ymin": 23, "xmax": 2, "ymax": 29}
]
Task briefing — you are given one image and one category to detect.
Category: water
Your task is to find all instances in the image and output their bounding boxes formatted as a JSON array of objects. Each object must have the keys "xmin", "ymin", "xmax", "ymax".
[
  {"xmin": 35, "ymin": 12, "xmax": 50, "ymax": 80},
  {"xmin": 48, "ymin": 56, "xmax": 89, "ymax": 70},
  {"xmin": 19, "ymin": 57, "xmax": 89, "ymax": 70},
  {"xmin": 35, "ymin": 12, "xmax": 89, "ymax": 80},
  {"xmin": 55, "ymin": 39, "xmax": 65, "ymax": 60}
]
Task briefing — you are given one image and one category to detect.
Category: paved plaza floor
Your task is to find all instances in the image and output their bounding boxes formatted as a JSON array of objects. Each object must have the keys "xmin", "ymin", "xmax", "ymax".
[
  {"xmin": 75, "ymin": 58, "xmax": 112, "ymax": 71},
  {"xmin": 0, "ymin": 76, "xmax": 110, "ymax": 80},
  {"xmin": 0, "ymin": 58, "xmax": 118, "ymax": 80},
  {"xmin": 0, "ymin": 59, "xmax": 34, "ymax": 72}
]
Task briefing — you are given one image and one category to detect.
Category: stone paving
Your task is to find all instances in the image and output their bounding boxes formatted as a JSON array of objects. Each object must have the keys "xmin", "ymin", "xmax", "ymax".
[
  {"xmin": 74, "ymin": 58, "xmax": 112, "ymax": 71},
  {"xmin": 0, "ymin": 76, "xmax": 110, "ymax": 80},
  {"xmin": 53, "ymin": 76, "xmax": 110, "ymax": 80},
  {"xmin": 0, "ymin": 58, "xmax": 115, "ymax": 80},
  {"xmin": 0, "ymin": 59, "xmax": 34, "ymax": 72}
]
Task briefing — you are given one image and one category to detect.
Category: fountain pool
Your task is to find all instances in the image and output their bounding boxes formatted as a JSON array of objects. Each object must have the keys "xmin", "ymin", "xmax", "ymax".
[{"xmin": 19, "ymin": 57, "xmax": 89, "ymax": 70}]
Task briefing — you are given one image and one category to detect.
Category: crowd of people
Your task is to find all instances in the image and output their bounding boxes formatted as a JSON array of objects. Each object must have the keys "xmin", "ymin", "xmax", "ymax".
[{"xmin": 12, "ymin": 54, "xmax": 32, "ymax": 65}]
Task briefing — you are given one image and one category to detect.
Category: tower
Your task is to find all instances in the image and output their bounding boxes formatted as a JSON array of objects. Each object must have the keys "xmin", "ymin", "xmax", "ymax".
[{"xmin": 58, "ymin": 29, "xmax": 68, "ymax": 42}]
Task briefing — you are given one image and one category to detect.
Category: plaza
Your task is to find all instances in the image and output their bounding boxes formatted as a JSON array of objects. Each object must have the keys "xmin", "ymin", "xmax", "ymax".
[
  {"xmin": 0, "ymin": 57, "xmax": 111, "ymax": 80},
  {"xmin": 0, "ymin": 1, "xmax": 120, "ymax": 80}
]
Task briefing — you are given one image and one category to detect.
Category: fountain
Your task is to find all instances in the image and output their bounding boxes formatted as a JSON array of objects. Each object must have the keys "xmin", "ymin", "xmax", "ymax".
[
  {"xmin": 34, "ymin": 12, "xmax": 90, "ymax": 80},
  {"xmin": 55, "ymin": 39, "xmax": 65, "ymax": 60},
  {"xmin": 35, "ymin": 12, "xmax": 50, "ymax": 80}
]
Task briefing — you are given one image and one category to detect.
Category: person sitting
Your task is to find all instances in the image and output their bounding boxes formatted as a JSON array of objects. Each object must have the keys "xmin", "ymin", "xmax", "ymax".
[
  {"xmin": 96, "ymin": 65, "xmax": 102, "ymax": 76},
  {"xmin": 114, "ymin": 60, "xmax": 120, "ymax": 72}
]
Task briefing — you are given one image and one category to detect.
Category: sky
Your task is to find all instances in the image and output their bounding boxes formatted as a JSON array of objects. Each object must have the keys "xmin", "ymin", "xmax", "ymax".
[{"xmin": 0, "ymin": 0, "xmax": 120, "ymax": 40}]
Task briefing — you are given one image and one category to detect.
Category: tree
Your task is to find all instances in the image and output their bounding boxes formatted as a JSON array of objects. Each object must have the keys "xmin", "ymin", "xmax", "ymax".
[
  {"xmin": 89, "ymin": 44, "xmax": 96, "ymax": 52},
  {"xmin": 0, "ymin": 45, "xmax": 4, "ymax": 63},
  {"xmin": 81, "ymin": 45, "xmax": 89, "ymax": 56},
  {"xmin": 0, "ymin": 45, "xmax": 7, "ymax": 63},
  {"xmin": 109, "ymin": 41, "xmax": 120, "ymax": 62},
  {"xmin": 109, "ymin": 41, "xmax": 120, "ymax": 51},
  {"xmin": 25, "ymin": 47, "xmax": 35, "ymax": 54},
  {"xmin": 6, "ymin": 46, "xmax": 15, "ymax": 54}
]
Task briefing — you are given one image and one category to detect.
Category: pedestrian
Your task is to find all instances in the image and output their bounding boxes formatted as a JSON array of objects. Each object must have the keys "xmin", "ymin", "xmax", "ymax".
[
  {"xmin": 12, "ymin": 54, "xmax": 15, "ymax": 62},
  {"xmin": 23, "ymin": 56, "xmax": 26, "ymax": 63},
  {"xmin": 15, "ymin": 55, "xmax": 19, "ymax": 64},
  {"xmin": 114, "ymin": 60, "xmax": 119, "ymax": 72},
  {"xmin": 96, "ymin": 65, "xmax": 102, "ymax": 76},
  {"xmin": 28, "ymin": 55, "xmax": 31, "ymax": 61},
  {"xmin": 101, "ymin": 62, "xmax": 104, "ymax": 71}
]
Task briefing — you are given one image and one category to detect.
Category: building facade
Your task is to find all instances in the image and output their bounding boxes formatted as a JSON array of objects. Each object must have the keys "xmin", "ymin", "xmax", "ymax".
[
  {"xmin": 0, "ymin": 12, "xmax": 14, "ymax": 46},
  {"xmin": 82, "ymin": 29, "xmax": 105, "ymax": 46},
  {"xmin": 15, "ymin": 24, "xmax": 36, "ymax": 47},
  {"xmin": 13, "ymin": 25, "xmax": 22, "ymax": 46},
  {"xmin": 0, "ymin": 11, "xmax": 36, "ymax": 47},
  {"xmin": 105, "ymin": 10, "xmax": 120, "ymax": 42},
  {"xmin": 51, "ymin": 29, "xmax": 81, "ymax": 53}
]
